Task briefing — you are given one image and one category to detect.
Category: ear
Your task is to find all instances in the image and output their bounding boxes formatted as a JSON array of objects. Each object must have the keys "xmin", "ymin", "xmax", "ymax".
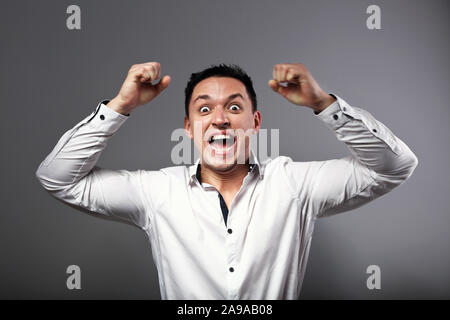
[
  {"xmin": 252, "ymin": 110, "xmax": 262, "ymax": 134},
  {"xmin": 184, "ymin": 116, "xmax": 193, "ymax": 139}
]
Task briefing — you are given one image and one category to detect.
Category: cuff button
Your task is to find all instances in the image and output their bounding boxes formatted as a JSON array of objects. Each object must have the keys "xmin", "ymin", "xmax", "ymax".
[
  {"xmin": 372, "ymin": 128, "xmax": 377, "ymax": 133},
  {"xmin": 333, "ymin": 114, "xmax": 339, "ymax": 120},
  {"xmin": 100, "ymin": 115, "xmax": 105, "ymax": 120}
]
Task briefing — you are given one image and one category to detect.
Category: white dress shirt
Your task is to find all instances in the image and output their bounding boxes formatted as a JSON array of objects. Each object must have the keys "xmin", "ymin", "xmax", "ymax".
[{"xmin": 35, "ymin": 95, "xmax": 418, "ymax": 299}]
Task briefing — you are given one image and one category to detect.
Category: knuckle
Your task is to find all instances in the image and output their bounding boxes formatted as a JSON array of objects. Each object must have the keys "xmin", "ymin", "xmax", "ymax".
[
  {"xmin": 150, "ymin": 62, "xmax": 160, "ymax": 69},
  {"xmin": 148, "ymin": 66, "xmax": 156, "ymax": 77},
  {"xmin": 136, "ymin": 67, "xmax": 145, "ymax": 76}
]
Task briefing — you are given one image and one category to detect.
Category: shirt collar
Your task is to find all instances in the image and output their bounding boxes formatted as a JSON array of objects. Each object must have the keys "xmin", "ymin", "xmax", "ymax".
[{"xmin": 188, "ymin": 150, "xmax": 264, "ymax": 185}]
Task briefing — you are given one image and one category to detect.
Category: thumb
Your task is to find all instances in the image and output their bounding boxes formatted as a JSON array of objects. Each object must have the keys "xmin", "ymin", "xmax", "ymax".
[
  {"xmin": 155, "ymin": 75, "xmax": 171, "ymax": 94},
  {"xmin": 268, "ymin": 79, "xmax": 289, "ymax": 97}
]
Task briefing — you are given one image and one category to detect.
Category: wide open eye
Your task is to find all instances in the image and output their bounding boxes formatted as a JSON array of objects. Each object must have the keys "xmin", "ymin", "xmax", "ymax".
[
  {"xmin": 229, "ymin": 104, "xmax": 241, "ymax": 111},
  {"xmin": 200, "ymin": 106, "xmax": 211, "ymax": 113}
]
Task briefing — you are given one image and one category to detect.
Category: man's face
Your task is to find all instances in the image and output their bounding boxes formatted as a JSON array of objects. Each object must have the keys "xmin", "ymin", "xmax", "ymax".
[{"xmin": 184, "ymin": 77, "xmax": 261, "ymax": 172}]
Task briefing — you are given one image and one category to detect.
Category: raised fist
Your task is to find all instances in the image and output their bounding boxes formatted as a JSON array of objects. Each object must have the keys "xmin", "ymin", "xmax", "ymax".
[
  {"xmin": 107, "ymin": 62, "xmax": 171, "ymax": 115},
  {"xmin": 269, "ymin": 63, "xmax": 335, "ymax": 112}
]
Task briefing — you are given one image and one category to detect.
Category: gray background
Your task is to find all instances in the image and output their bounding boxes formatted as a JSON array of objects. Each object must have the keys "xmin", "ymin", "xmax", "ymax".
[{"xmin": 1, "ymin": 0, "xmax": 448, "ymax": 299}]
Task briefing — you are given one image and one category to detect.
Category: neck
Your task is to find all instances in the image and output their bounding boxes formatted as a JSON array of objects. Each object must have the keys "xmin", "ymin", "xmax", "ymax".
[{"xmin": 200, "ymin": 162, "xmax": 250, "ymax": 195}]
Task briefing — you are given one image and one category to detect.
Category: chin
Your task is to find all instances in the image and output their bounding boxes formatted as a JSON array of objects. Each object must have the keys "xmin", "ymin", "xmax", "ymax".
[{"xmin": 202, "ymin": 153, "xmax": 238, "ymax": 172}]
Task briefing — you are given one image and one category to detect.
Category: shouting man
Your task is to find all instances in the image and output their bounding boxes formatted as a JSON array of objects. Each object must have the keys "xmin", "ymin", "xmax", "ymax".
[{"xmin": 36, "ymin": 62, "xmax": 418, "ymax": 299}]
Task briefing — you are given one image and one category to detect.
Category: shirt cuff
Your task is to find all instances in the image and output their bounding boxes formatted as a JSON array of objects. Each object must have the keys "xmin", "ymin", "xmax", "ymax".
[
  {"xmin": 314, "ymin": 94, "xmax": 355, "ymax": 130},
  {"xmin": 84, "ymin": 100, "xmax": 130, "ymax": 133}
]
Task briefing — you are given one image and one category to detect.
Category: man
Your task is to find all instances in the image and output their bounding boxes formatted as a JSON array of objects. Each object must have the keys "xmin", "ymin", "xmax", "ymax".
[{"xmin": 35, "ymin": 62, "xmax": 418, "ymax": 299}]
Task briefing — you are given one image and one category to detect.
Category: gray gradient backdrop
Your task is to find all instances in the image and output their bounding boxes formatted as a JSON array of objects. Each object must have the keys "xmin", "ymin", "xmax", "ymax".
[{"xmin": 1, "ymin": 0, "xmax": 449, "ymax": 299}]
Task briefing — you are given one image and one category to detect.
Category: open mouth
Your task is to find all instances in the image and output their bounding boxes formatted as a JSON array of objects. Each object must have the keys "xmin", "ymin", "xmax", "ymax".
[{"xmin": 207, "ymin": 134, "xmax": 237, "ymax": 154}]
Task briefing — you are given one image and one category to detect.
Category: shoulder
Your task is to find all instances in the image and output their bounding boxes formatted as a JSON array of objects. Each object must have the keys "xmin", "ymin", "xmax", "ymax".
[
  {"xmin": 139, "ymin": 165, "xmax": 190, "ymax": 183},
  {"xmin": 138, "ymin": 165, "xmax": 191, "ymax": 207},
  {"xmin": 260, "ymin": 155, "xmax": 327, "ymax": 184},
  {"xmin": 260, "ymin": 155, "xmax": 297, "ymax": 174}
]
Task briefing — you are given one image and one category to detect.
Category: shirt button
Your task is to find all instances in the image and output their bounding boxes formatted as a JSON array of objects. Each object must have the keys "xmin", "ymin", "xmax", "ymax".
[
  {"xmin": 100, "ymin": 115, "xmax": 105, "ymax": 120},
  {"xmin": 227, "ymin": 228, "xmax": 233, "ymax": 234},
  {"xmin": 372, "ymin": 128, "xmax": 377, "ymax": 133},
  {"xmin": 333, "ymin": 114, "xmax": 339, "ymax": 120},
  {"xmin": 229, "ymin": 267, "xmax": 234, "ymax": 272}
]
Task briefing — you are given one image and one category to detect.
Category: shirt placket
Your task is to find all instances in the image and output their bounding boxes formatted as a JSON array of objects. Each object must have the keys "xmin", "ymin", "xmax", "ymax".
[
  {"xmin": 224, "ymin": 171, "xmax": 256, "ymax": 300},
  {"xmin": 196, "ymin": 167, "xmax": 257, "ymax": 299}
]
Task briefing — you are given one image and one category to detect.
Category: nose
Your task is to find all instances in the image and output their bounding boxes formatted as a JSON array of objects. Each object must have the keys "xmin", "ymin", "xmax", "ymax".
[{"xmin": 212, "ymin": 107, "xmax": 230, "ymax": 128}]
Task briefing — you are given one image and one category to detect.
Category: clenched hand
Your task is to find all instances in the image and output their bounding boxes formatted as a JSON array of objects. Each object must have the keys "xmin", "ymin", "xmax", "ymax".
[
  {"xmin": 268, "ymin": 63, "xmax": 335, "ymax": 113},
  {"xmin": 107, "ymin": 62, "xmax": 171, "ymax": 115}
]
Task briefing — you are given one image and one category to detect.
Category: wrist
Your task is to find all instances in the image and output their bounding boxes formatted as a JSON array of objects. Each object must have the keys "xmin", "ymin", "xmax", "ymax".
[
  {"xmin": 312, "ymin": 93, "xmax": 336, "ymax": 114},
  {"xmin": 106, "ymin": 97, "xmax": 131, "ymax": 116}
]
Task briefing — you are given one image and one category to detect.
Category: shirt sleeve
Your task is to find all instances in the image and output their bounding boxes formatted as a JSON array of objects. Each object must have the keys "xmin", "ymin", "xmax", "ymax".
[
  {"xmin": 35, "ymin": 100, "xmax": 151, "ymax": 230},
  {"xmin": 284, "ymin": 94, "xmax": 419, "ymax": 219}
]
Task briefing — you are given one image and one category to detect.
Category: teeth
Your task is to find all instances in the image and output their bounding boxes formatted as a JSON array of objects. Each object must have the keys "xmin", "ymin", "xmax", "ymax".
[
  {"xmin": 210, "ymin": 134, "xmax": 231, "ymax": 142},
  {"xmin": 213, "ymin": 135, "xmax": 229, "ymax": 140}
]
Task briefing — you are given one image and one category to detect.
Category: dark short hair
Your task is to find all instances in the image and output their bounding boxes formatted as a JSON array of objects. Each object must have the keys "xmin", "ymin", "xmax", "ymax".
[{"xmin": 184, "ymin": 64, "xmax": 257, "ymax": 117}]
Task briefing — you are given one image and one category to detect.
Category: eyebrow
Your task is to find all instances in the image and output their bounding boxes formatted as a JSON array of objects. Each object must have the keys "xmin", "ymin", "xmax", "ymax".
[{"xmin": 193, "ymin": 93, "xmax": 245, "ymax": 104}]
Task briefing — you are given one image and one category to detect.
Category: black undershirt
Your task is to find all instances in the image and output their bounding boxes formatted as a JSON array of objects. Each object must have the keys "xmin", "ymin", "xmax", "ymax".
[{"xmin": 196, "ymin": 164, "xmax": 254, "ymax": 226}]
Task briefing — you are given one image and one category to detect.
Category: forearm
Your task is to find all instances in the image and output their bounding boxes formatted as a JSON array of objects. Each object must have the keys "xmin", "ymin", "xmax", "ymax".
[
  {"xmin": 315, "ymin": 95, "xmax": 418, "ymax": 180},
  {"xmin": 35, "ymin": 101, "xmax": 128, "ymax": 192}
]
